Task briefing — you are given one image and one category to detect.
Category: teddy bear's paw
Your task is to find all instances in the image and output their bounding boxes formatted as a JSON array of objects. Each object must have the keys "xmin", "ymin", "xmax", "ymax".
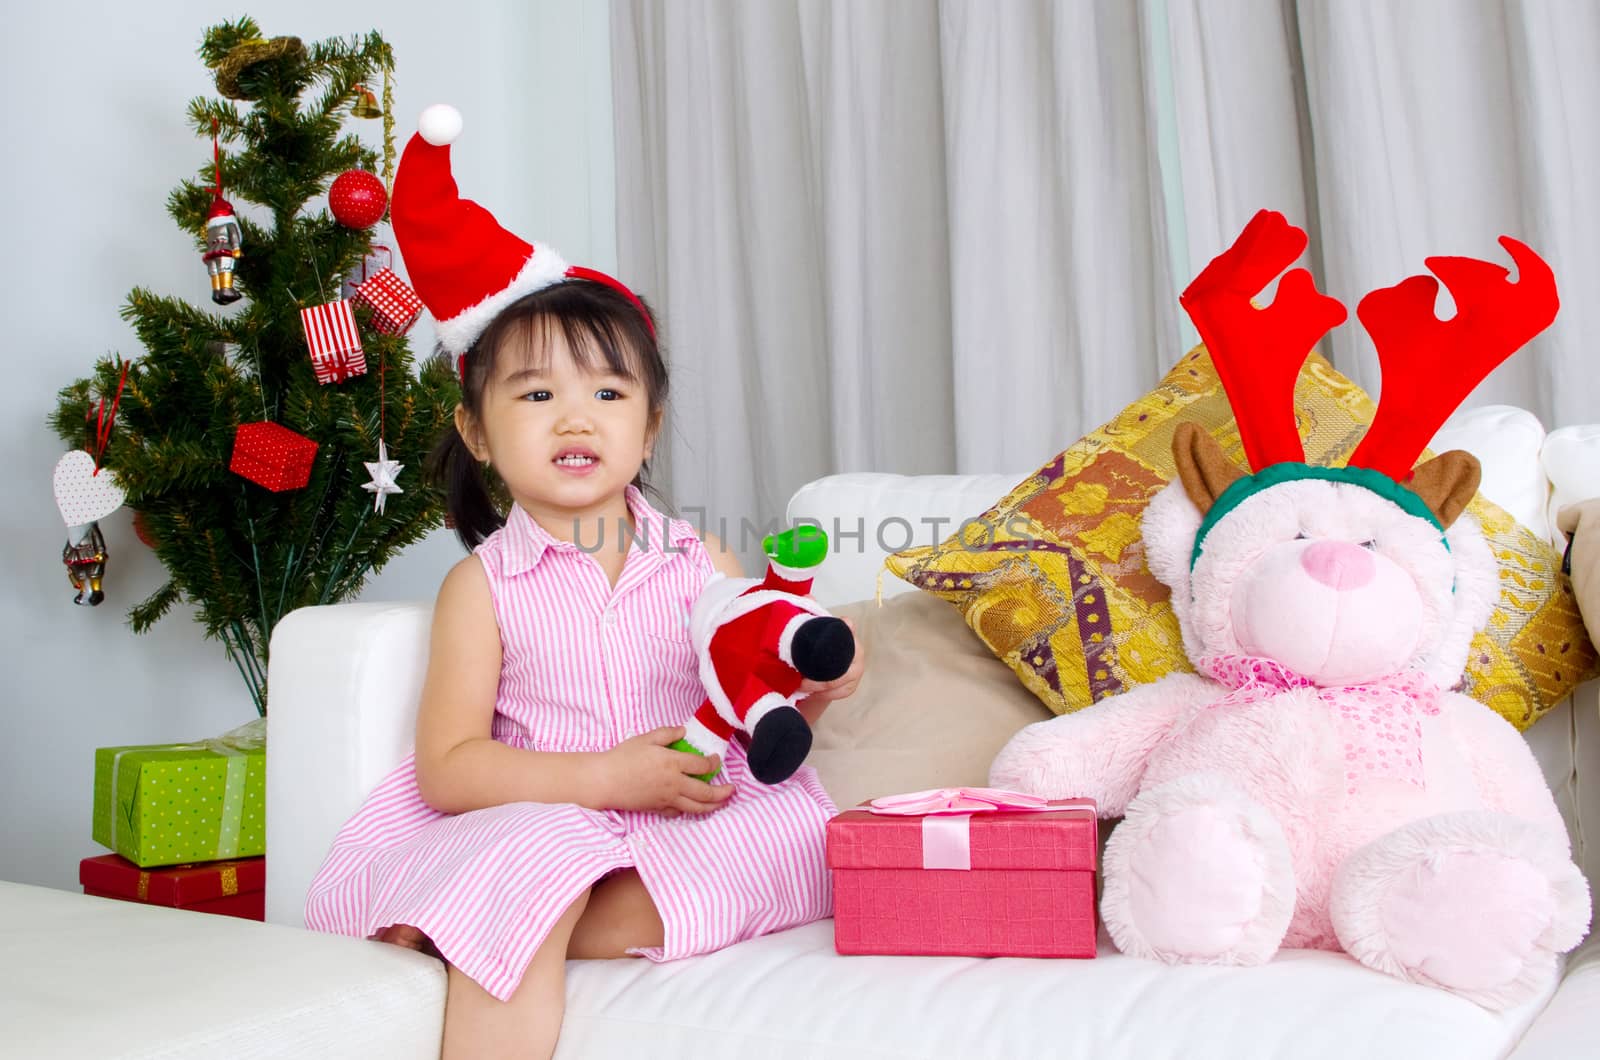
[
  {"xmin": 1101, "ymin": 772, "xmax": 1295, "ymax": 965},
  {"xmin": 1330, "ymin": 811, "xmax": 1591, "ymax": 1009}
]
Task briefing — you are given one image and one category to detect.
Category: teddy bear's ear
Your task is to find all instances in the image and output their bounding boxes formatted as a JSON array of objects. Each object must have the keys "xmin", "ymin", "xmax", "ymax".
[
  {"xmin": 1172, "ymin": 422, "xmax": 1245, "ymax": 515},
  {"xmin": 1406, "ymin": 450, "xmax": 1481, "ymax": 529}
]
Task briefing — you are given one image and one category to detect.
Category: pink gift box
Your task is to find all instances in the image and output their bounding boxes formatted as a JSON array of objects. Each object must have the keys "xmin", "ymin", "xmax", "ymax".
[{"xmin": 826, "ymin": 790, "xmax": 1098, "ymax": 958}]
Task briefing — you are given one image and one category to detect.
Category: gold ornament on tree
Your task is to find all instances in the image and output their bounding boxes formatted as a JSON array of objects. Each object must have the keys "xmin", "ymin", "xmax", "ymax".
[
  {"xmin": 350, "ymin": 84, "xmax": 382, "ymax": 119},
  {"xmin": 381, "ymin": 65, "xmax": 396, "ymax": 193},
  {"xmin": 210, "ymin": 35, "xmax": 306, "ymax": 101}
]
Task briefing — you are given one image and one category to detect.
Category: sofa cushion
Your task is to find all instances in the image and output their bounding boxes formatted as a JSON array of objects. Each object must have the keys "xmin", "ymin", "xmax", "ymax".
[
  {"xmin": 884, "ymin": 346, "xmax": 1595, "ymax": 729},
  {"xmin": 1558, "ymin": 501, "xmax": 1600, "ymax": 649},
  {"xmin": 807, "ymin": 592, "xmax": 1052, "ymax": 809},
  {"xmin": 557, "ymin": 918, "xmax": 1553, "ymax": 1060},
  {"xmin": 788, "ymin": 472, "xmax": 1027, "ymax": 608},
  {"xmin": 0, "ymin": 881, "xmax": 444, "ymax": 1060},
  {"xmin": 1543, "ymin": 424, "xmax": 1600, "ymax": 541},
  {"xmin": 1431, "ymin": 404, "xmax": 1552, "ymax": 542}
]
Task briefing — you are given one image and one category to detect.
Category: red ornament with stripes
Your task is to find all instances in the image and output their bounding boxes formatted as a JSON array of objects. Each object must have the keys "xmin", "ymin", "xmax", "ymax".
[{"xmin": 299, "ymin": 299, "xmax": 368, "ymax": 384}]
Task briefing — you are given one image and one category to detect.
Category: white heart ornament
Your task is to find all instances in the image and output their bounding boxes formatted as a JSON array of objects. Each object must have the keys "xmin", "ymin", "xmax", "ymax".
[{"xmin": 54, "ymin": 450, "xmax": 126, "ymax": 526}]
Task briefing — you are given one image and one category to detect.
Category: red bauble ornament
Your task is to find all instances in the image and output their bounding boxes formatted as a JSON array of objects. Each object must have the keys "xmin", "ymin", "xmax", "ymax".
[
  {"xmin": 329, "ymin": 170, "xmax": 388, "ymax": 229},
  {"xmin": 132, "ymin": 510, "xmax": 158, "ymax": 549}
]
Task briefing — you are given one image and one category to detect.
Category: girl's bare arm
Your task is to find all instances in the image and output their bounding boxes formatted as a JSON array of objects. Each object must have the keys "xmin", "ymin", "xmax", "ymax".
[{"xmin": 413, "ymin": 556, "xmax": 729, "ymax": 815}]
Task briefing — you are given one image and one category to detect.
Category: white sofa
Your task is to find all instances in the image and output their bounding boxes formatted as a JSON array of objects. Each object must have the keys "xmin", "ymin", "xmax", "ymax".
[
  {"xmin": 8, "ymin": 406, "xmax": 1589, "ymax": 1058},
  {"xmin": 252, "ymin": 405, "xmax": 1600, "ymax": 1059}
]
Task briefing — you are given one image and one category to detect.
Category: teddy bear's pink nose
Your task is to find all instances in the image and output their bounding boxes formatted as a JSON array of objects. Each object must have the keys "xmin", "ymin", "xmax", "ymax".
[{"xmin": 1300, "ymin": 539, "xmax": 1376, "ymax": 590}]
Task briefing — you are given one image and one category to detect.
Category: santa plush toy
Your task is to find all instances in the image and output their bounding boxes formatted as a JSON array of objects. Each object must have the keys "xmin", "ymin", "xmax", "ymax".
[
  {"xmin": 673, "ymin": 526, "xmax": 856, "ymax": 785},
  {"xmin": 990, "ymin": 210, "xmax": 1590, "ymax": 1008}
]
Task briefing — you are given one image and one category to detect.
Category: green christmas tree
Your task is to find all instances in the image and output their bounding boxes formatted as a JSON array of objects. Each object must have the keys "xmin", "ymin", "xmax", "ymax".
[{"xmin": 51, "ymin": 18, "xmax": 456, "ymax": 715}]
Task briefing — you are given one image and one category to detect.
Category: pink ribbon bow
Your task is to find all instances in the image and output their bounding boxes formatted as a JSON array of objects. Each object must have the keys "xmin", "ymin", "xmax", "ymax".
[
  {"xmin": 866, "ymin": 787, "xmax": 1066, "ymax": 870},
  {"xmin": 867, "ymin": 787, "xmax": 1052, "ymax": 816},
  {"xmin": 1195, "ymin": 654, "xmax": 1441, "ymax": 795}
]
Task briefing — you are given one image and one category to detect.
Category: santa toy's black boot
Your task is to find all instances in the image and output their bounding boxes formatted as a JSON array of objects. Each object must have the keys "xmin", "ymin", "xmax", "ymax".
[
  {"xmin": 747, "ymin": 707, "xmax": 814, "ymax": 785},
  {"xmin": 789, "ymin": 616, "xmax": 855, "ymax": 682}
]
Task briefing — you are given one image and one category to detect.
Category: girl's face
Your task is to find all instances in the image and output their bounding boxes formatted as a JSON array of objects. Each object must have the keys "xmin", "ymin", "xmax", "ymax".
[{"xmin": 457, "ymin": 325, "xmax": 659, "ymax": 529}]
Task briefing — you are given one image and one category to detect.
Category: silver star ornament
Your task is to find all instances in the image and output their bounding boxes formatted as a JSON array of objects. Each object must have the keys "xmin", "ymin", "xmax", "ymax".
[{"xmin": 362, "ymin": 440, "xmax": 404, "ymax": 515}]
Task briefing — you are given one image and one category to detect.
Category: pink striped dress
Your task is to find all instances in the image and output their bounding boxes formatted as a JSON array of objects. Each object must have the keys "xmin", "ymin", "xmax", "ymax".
[{"xmin": 304, "ymin": 486, "xmax": 836, "ymax": 1001}]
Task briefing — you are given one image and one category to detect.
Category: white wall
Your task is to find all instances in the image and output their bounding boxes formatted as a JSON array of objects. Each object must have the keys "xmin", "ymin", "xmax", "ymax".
[{"xmin": 0, "ymin": 0, "xmax": 615, "ymax": 891}]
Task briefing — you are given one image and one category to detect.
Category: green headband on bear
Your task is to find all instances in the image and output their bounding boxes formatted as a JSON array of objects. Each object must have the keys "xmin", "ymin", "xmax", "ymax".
[{"xmin": 1188, "ymin": 462, "xmax": 1447, "ymax": 570}]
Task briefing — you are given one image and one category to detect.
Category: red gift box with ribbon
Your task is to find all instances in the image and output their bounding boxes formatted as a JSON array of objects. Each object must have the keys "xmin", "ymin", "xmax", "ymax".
[
  {"xmin": 229, "ymin": 421, "xmax": 318, "ymax": 492},
  {"xmin": 80, "ymin": 853, "xmax": 265, "ymax": 921},
  {"xmin": 299, "ymin": 299, "xmax": 368, "ymax": 384},
  {"xmin": 826, "ymin": 788, "xmax": 1098, "ymax": 958},
  {"xmin": 353, "ymin": 266, "xmax": 424, "ymax": 336}
]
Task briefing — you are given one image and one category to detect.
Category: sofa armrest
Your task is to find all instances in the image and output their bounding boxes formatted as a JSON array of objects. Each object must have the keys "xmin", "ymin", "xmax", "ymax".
[{"xmin": 265, "ymin": 602, "xmax": 432, "ymax": 927}]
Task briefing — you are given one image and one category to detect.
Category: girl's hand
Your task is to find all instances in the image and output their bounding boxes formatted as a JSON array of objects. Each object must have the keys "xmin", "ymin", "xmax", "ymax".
[
  {"xmin": 596, "ymin": 726, "xmax": 735, "ymax": 816},
  {"xmin": 797, "ymin": 617, "xmax": 864, "ymax": 727}
]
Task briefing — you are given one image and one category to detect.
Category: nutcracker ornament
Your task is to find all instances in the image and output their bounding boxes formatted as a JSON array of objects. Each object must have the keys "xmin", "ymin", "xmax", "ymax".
[
  {"xmin": 675, "ymin": 526, "xmax": 856, "ymax": 785},
  {"xmin": 203, "ymin": 120, "xmax": 243, "ymax": 305},
  {"xmin": 63, "ymin": 523, "xmax": 109, "ymax": 607}
]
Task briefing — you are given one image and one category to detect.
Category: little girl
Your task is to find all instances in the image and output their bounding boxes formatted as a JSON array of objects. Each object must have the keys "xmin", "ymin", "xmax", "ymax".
[{"xmin": 305, "ymin": 106, "xmax": 862, "ymax": 1060}]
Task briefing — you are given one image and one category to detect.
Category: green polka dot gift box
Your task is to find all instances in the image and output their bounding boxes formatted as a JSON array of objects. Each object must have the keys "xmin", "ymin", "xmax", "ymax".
[{"xmin": 92, "ymin": 719, "xmax": 266, "ymax": 868}]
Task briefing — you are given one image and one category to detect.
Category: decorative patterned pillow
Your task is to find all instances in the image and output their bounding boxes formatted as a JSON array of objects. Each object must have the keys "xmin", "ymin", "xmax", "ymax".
[{"xmin": 884, "ymin": 346, "xmax": 1595, "ymax": 730}]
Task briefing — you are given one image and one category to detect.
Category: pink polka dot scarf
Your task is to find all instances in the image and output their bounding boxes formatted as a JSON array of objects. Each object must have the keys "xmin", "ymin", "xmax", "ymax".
[{"xmin": 1195, "ymin": 654, "xmax": 1441, "ymax": 795}]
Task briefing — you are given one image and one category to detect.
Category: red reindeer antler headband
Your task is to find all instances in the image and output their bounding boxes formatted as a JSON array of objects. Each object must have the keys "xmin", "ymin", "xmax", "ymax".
[{"xmin": 1182, "ymin": 210, "xmax": 1558, "ymax": 561}]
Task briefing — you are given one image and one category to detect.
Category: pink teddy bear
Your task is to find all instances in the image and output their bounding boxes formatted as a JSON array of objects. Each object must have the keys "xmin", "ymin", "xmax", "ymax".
[{"xmin": 990, "ymin": 211, "xmax": 1590, "ymax": 1009}]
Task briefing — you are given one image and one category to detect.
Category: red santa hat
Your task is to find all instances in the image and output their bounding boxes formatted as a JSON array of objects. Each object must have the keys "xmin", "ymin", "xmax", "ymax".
[{"xmin": 390, "ymin": 104, "xmax": 653, "ymax": 358}]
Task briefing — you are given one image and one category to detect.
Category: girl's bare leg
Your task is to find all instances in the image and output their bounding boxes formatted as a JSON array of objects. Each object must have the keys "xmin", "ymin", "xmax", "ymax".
[
  {"xmin": 567, "ymin": 869, "xmax": 664, "ymax": 959},
  {"xmin": 376, "ymin": 923, "xmax": 439, "ymax": 957},
  {"xmin": 441, "ymin": 887, "xmax": 592, "ymax": 1060}
]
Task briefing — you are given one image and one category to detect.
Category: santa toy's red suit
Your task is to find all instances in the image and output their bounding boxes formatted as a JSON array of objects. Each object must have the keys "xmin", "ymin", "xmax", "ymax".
[{"xmin": 673, "ymin": 526, "xmax": 855, "ymax": 785}]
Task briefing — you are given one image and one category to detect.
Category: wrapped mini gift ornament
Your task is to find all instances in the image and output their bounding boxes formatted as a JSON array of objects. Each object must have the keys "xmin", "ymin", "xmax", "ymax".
[
  {"xmin": 230, "ymin": 421, "xmax": 318, "ymax": 492},
  {"xmin": 353, "ymin": 267, "xmax": 424, "ymax": 335},
  {"xmin": 826, "ymin": 788, "xmax": 1098, "ymax": 958},
  {"xmin": 340, "ymin": 244, "xmax": 395, "ymax": 300},
  {"xmin": 299, "ymin": 299, "xmax": 368, "ymax": 384}
]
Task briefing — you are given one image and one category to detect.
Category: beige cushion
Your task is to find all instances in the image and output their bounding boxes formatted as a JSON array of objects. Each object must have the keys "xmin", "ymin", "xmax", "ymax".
[{"xmin": 808, "ymin": 592, "xmax": 1053, "ymax": 810}]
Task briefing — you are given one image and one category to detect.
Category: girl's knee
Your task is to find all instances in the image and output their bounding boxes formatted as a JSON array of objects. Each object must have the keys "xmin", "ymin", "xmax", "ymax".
[{"xmin": 376, "ymin": 923, "xmax": 441, "ymax": 959}]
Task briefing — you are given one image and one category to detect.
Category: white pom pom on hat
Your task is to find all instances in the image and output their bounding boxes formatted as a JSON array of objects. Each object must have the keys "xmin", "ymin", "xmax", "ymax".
[{"xmin": 417, "ymin": 104, "xmax": 463, "ymax": 146}]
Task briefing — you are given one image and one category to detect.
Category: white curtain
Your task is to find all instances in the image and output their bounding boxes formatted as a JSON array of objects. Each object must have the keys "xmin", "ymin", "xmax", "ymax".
[
  {"xmin": 1296, "ymin": 0, "xmax": 1600, "ymax": 423},
  {"xmin": 612, "ymin": 0, "xmax": 1599, "ymax": 550}
]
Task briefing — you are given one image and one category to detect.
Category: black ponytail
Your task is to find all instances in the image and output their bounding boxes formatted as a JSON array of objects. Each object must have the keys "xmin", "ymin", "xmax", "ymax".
[{"xmin": 427, "ymin": 426, "xmax": 504, "ymax": 550}]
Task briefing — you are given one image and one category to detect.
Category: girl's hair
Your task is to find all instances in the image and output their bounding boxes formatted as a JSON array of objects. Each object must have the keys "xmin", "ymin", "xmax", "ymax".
[{"xmin": 428, "ymin": 279, "xmax": 668, "ymax": 550}]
